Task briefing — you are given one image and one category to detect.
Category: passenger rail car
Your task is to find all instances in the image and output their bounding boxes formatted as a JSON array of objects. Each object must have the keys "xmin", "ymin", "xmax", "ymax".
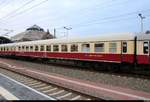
[{"xmin": 0, "ymin": 33, "xmax": 150, "ymax": 70}]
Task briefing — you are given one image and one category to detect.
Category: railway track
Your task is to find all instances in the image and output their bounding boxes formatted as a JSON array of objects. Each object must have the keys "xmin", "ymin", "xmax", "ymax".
[
  {"xmin": 0, "ymin": 68, "xmax": 97, "ymax": 100},
  {"xmin": 1, "ymin": 57, "xmax": 150, "ymax": 79}
]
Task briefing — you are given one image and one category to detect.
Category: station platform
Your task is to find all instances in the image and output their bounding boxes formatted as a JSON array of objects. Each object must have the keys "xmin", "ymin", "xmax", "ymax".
[{"xmin": 0, "ymin": 73, "xmax": 55, "ymax": 100}]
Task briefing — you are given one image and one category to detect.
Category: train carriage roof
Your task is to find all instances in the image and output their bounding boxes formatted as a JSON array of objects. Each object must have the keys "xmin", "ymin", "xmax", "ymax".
[{"xmin": 0, "ymin": 32, "xmax": 150, "ymax": 47}]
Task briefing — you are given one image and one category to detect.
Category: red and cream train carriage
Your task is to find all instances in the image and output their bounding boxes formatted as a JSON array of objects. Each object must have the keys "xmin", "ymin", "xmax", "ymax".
[{"xmin": 0, "ymin": 33, "xmax": 150, "ymax": 66}]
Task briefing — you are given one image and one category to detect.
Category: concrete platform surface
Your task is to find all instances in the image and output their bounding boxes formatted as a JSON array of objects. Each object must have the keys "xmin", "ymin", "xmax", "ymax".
[{"xmin": 0, "ymin": 73, "xmax": 55, "ymax": 100}]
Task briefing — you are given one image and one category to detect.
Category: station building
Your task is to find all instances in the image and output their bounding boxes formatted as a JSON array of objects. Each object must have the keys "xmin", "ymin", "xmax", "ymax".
[{"xmin": 11, "ymin": 25, "xmax": 54, "ymax": 42}]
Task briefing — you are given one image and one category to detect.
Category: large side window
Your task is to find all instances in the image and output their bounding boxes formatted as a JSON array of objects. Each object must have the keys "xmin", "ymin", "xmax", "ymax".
[
  {"xmin": 53, "ymin": 45, "xmax": 59, "ymax": 52},
  {"xmin": 71, "ymin": 44, "xmax": 78, "ymax": 52},
  {"xmin": 61, "ymin": 45, "xmax": 68, "ymax": 52},
  {"xmin": 109, "ymin": 43, "xmax": 117, "ymax": 53},
  {"xmin": 46, "ymin": 45, "xmax": 51, "ymax": 51},
  {"xmin": 123, "ymin": 42, "xmax": 127, "ymax": 53},
  {"xmin": 26, "ymin": 46, "xmax": 29, "ymax": 51},
  {"xmin": 40, "ymin": 45, "xmax": 44, "ymax": 51},
  {"xmin": 1, "ymin": 47, "xmax": 3, "ymax": 51},
  {"xmin": 95, "ymin": 43, "xmax": 104, "ymax": 52},
  {"xmin": 19, "ymin": 46, "xmax": 21, "ymax": 51},
  {"xmin": 143, "ymin": 42, "xmax": 149, "ymax": 54},
  {"xmin": 82, "ymin": 44, "xmax": 90, "ymax": 52},
  {"xmin": 30, "ymin": 46, "xmax": 33, "ymax": 51},
  {"xmin": 35, "ymin": 45, "xmax": 39, "ymax": 51},
  {"xmin": 22, "ymin": 46, "xmax": 25, "ymax": 51}
]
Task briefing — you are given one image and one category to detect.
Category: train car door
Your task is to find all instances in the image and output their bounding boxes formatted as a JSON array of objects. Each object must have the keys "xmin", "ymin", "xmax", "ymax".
[
  {"xmin": 121, "ymin": 41, "xmax": 128, "ymax": 63},
  {"xmin": 143, "ymin": 41, "xmax": 149, "ymax": 64}
]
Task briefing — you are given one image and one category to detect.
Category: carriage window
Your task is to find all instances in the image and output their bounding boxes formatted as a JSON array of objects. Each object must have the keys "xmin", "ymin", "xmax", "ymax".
[
  {"xmin": 71, "ymin": 44, "xmax": 78, "ymax": 52},
  {"xmin": 82, "ymin": 44, "xmax": 90, "ymax": 52},
  {"xmin": 6, "ymin": 47, "xmax": 8, "ymax": 51},
  {"xmin": 35, "ymin": 46, "xmax": 39, "ymax": 51},
  {"xmin": 5, "ymin": 47, "xmax": 7, "ymax": 51},
  {"xmin": 40, "ymin": 45, "xmax": 44, "ymax": 51},
  {"xmin": 46, "ymin": 45, "xmax": 51, "ymax": 51},
  {"xmin": 26, "ymin": 46, "xmax": 29, "ymax": 51},
  {"xmin": 30, "ymin": 46, "xmax": 33, "ymax": 51},
  {"xmin": 2, "ymin": 47, "xmax": 4, "ymax": 51},
  {"xmin": 123, "ymin": 42, "xmax": 127, "ymax": 53},
  {"xmin": 143, "ymin": 42, "xmax": 149, "ymax": 54},
  {"xmin": 11, "ymin": 47, "xmax": 13, "ymax": 51},
  {"xmin": 19, "ymin": 46, "xmax": 21, "ymax": 51},
  {"xmin": 14, "ymin": 46, "xmax": 16, "ymax": 51},
  {"xmin": 109, "ymin": 43, "xmax": 117, "ymax": 53},
  {"xmin": 61, "ymin": 45, "xmax": 67, "ymax": 52},
  {"xmin": 53, "ymin": 45, "xmax": 59, "ymax": 52},
  {"xmin": 95, "ymin": 43, "xmax": 104, "ymax": 52},
  {"xmin": 22, "ymin": 46, "xmax": 25, "ymax": 51}
]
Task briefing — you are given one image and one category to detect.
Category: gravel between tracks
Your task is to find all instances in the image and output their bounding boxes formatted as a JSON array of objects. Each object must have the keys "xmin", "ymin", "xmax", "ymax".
[{"xmin": 1, "ymin": 58, "xmax": 150, "ymax": 93}]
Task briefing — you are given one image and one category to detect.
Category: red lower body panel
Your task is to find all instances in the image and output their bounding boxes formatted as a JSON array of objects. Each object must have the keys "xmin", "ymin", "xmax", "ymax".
[
  {"xmin": 122, "ymin": 54, "xmax": 134, "ymax": 63},
  {"xmin": 46, "ymin": 52, "xmax": 121, "ymax": 63},
  {"xmin": 137, "ymin": 55, "xmax": 149, "ymax": 64},
  {"xmin": 12, "ymin": 52, "xmax": 122, "ymax": 63},
  {"xmin": 0, "ymin": 51, "xmax": 149, "ymax": 64}
]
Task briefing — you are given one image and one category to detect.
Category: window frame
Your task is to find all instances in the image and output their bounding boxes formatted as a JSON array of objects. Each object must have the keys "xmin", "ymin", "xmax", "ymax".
[
  {"xmin": 53, "ymin": 45, "xmax": 59, "ymax": 52},
  {"xmin": 94, "ymin": 43, "xmax": 105, "ymax": 52},
  {"xmin": 61, "ymin": 45, "xmax": 68, "ymax": 52},
  {"xmin": 30, "ymin": 46, "xmax": 33, "ymax": 51},
  {"xmin": 40, "ymin": 45, "xmax": 45, "ymax": 51},
  {"xmin": 122, "ymin": 42, "xmax": 127, "ymax": 53},
  {"xmin": 71, "ymin": 44, "xmax": 78, "ymax": 52},
  {"xmin": 143, "ymin": 41, "xmax": 149, "ymax": 54},
  {"xmin": 109, "ymin": 42, "xmax": 117, "ymax": 53},
  {"xmin": 46, "ymin": 45, "xmax": 51, "ymax": 52},
  {"xmin": 81, "ymin": 44, "xmax": 90, "ymax": 52},
  {"xmin": 35, "ymin": 45, "xmax": 39, "ymax": 51}
]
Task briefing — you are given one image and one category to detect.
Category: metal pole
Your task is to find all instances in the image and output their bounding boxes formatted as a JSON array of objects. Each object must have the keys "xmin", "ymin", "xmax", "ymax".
[
  {"xmin": 141, "ymin": 18, "xmax": 143, "ymax": 33},
  {"xmin": 64, "ymin": 27, "xmax": 72, "ymax": 39},
  {"xmin": 54, "ymin": 28, "xmax": 56, "ymax": 38},
  {"xmin": 138, "ymin": 13, "xmax": 146, "ymax": 33}
]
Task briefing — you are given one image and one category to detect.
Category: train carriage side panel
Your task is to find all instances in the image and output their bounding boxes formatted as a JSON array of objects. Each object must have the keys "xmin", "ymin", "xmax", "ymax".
[
  {"xmin": 121, "ymin": 41, "xmax": 134, "ymax": 63},
  {"xmin": 137, "ymin": 40, "xmax": 149, "ymax": 64}
]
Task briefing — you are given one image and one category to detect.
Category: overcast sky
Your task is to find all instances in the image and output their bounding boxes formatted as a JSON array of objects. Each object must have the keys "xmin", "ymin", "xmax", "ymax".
[{"xmin": 0, "ymin": 0, "xmax": 150, "ymax": 38}]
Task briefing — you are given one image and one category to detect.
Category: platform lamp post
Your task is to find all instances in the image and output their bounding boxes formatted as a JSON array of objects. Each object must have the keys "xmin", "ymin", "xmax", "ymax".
[
  {"xmin": 138, "ymin": 13, "xmax": 146, "ymax": 33},
  {"xmin": 63, "ymin": 26, "xmax": 72, "ymax": 39}
]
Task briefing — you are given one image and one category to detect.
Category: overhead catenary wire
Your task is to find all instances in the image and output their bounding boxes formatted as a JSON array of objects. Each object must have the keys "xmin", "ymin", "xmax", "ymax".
[
  {"xmin": 0, "ymin": 0, "xmax": 137, "ymax": 29},
  {"xmin": 0, "ymin": 0, "xmax": 149, "ymax": 35},
  {"xmin": 0, "ymin": 0, "xmax": 36, "ymax": 20},
  {"xmin": 0, "ymin": 0, "xmax": 11, "ymax": 11},
  {"xmin": 1, "ymin": 0, "xmax": 49, "ymax": 22},
  {"xmin": 0, "ymin": 0, "xmax": 7, "ymax": 6},
  {"xmin": 3, "ymin": 8, "xmax": 150, "ymax": 32},
  {"xmin": 67, "ymin": 9, "xmax": 150, "ymax": 28},
  {"xmin": 36, "ymin": 0, "xmax": 129, "ymax": 26},
  {"xmin": 0, "ymin": 0, "xmax": 127, "ymax": 26}
]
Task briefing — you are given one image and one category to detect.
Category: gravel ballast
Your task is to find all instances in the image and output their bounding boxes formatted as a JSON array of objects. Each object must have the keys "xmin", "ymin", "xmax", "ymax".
[{"xmin": 0, "ymin": 58, "xmax": 150, "ymax": 93}]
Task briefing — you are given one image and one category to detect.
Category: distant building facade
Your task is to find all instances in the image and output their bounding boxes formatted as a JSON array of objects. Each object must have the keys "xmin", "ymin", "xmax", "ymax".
[{"xmin": 11, "ymin": 25, "xmax": 54, "ymax": 42}]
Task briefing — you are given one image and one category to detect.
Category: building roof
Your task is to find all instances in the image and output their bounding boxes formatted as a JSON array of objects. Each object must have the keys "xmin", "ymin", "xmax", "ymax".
[
  {"xmin": 11, "ymin": 25, "xmax": 54, "ymax": 42},
  {"xmin": 26, "ymin": 24, "xmax": 44, "ymax": 31},
  {"xmin": 0, "ymin": 36, "xmax": 12, "ymax": 44}
]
